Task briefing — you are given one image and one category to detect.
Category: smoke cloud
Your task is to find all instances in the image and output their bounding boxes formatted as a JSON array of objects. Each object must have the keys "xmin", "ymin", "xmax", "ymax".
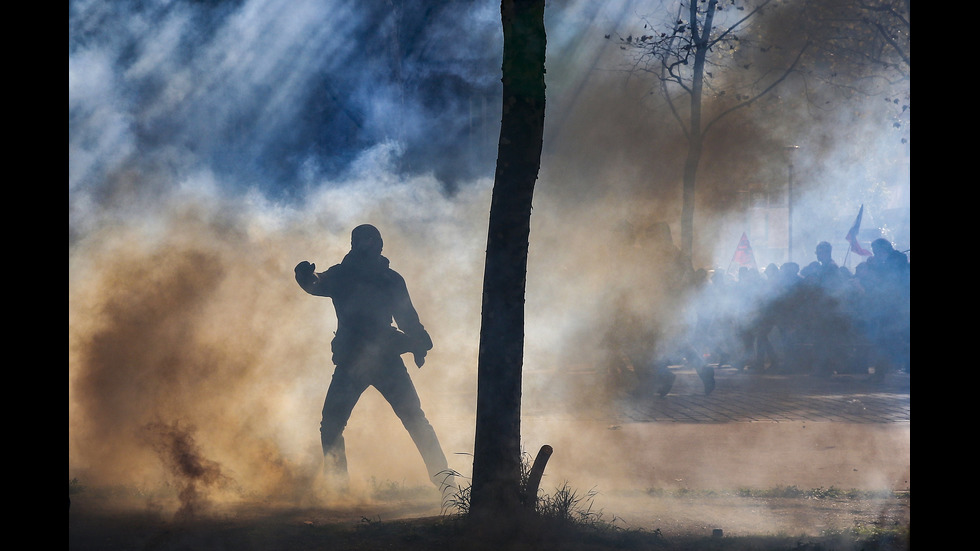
[{"xmin": 69, "ymin": 0, "xmax": 908, "ymax": 520}]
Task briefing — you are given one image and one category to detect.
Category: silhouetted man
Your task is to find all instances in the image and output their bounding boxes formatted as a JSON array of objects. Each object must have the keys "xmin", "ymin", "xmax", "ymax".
[
  {"xmin": 862, "ymin": 238, "xmax": 910, "ymax": 381},
  {"xmin": 295, "ymin": 224, "xmax": 454, "ymax": 493},
  {"xmin": 813, "ymin": 241, "xmax": 841, "ymax": 288},
  {"xmin": 803, "ymin": 241, "xmax": 847, "ymax": 377}
]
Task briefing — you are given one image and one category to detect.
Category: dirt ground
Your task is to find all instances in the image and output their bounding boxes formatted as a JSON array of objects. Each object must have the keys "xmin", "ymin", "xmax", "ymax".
[
  {"xmin": 68, "ymin": 489, "xmax": 909, "ymax": 550},
  {"xmin": 70, "ymin": 436, "xmax": 910, "ymax": 551},
  {"xmin": 70, "ymin": 382, "xmax": 911, "ymax": 550}
]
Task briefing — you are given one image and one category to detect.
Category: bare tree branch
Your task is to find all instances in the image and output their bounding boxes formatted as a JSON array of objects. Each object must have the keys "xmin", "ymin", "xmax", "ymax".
[{"xmin": 703, "ymin": 40, "xmax": 809, "ymax": 136}]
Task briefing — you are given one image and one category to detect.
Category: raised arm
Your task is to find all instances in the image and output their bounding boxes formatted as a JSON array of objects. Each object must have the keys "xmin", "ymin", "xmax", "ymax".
[{"xmin": 295, "ymin": 261, "xmax": 331, "ymax": 297}]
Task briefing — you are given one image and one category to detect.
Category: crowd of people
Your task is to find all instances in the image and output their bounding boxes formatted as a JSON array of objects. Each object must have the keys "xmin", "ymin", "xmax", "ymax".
[
  {"xmin": 689, "ymin": 238, "xmax": 910, "ymax": 380},
  {"xmin": 602, "ymin": 236, "xmax": 910, "ymax": 399}
]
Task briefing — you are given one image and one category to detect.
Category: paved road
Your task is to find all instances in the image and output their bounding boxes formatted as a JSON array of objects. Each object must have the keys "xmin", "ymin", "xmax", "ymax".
[
  {"xmin": 524, "ymin": 365, "xmax": 910, "ymax": 424},
  {"xmin": 520, "ymin": 366, "xmax": 911, "ymax": 493},
  {"xmin": 614, "ymin": 366, "xmax": 910, "ymax": 424}
]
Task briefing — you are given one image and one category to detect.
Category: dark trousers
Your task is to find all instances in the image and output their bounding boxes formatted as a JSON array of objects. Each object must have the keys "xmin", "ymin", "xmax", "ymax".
[{"xmin": 319, "ymin": 354, "xmax": 449, "ymax": 485}]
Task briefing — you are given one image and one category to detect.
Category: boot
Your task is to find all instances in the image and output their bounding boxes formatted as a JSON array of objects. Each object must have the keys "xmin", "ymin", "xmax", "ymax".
[
  {"xmin": 698, "ymin": 365, "xmax": 716, "ymax": 396},
  {"xmin": 656, "ymin": 368, "xmax": 676, "ymax": 397}
]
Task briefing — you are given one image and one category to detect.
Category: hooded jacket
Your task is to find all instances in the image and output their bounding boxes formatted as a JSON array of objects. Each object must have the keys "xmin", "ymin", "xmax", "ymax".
[{"xmin": 297, "ymin": 250, "xmax": 432, "ymax": 365}]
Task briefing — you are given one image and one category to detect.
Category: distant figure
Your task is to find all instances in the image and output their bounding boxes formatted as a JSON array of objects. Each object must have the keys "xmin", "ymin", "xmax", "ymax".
[
  {"xmin": 802, "ymin": 241, "xmax": 848, "ymax": 377},
  {"xmin": 815, "ymin": 241, "xmax": 835, "ymax": 267},
  {"xmin": 770, "ymin": 262, "xmax": 805, "ymax": 372},
  {"xmin": 861, "ymin": 238, "xmax": 910, "ymax": 381},
  {"xmin": 868, "ymin": 238, "xmax": 910, "ymax": 279},
  {"xmin": 748, "ymin": 264, "xmax": 781, "ymax": 372},
  {"xmin": 812, "ymin": 241, "xmax": 842, "ymax": 289},
  {"xmin": 295, "ymin": 224, "xmax": 454, "ymax": 494}
]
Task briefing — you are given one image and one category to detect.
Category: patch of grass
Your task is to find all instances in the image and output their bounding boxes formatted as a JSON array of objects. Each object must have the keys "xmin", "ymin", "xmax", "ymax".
[
  {"xmin": 817, "ymin": 523, "xmax": 911, "ymax": 551},
  {"xmin": 441, "ymin": 472, "xmax": 471, "ymax": 516},
  {"xmin": 537, "ymin": 482, "xmax": 603, "ymax": 526},
  {"xmin": 645, "ymin": 485, "xmax": 908, "ymax": 501},
  {"xmin": 441, "ymin": 455, "xmax": 630, "ymax": 541},
  {"xmin": 742, "ymin": 486, "xmax": 907, "ymax": 500},
  {"xmin": 675, "ymin": 487, "xmax": 720, "ymax": 498}
]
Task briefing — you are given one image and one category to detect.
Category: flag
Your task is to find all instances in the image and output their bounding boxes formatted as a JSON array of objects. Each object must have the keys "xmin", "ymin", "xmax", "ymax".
[
  {"xmin": 845, "ymin": 205, "xmax": 872, "ymax": 257},
  {"xmin": 731, "ymin": 232, "xmax": 757, "ymax": 270}
]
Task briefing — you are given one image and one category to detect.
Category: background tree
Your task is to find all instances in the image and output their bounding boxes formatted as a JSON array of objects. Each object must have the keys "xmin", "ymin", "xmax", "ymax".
[
  {"xmin": 800, "ymin": 0, "xmax": 909, "ymax": 136},
  {"xmin": 619, "ymin": 0, "xmax": 909, "ymax": 261},
  {"xmin": 619, "ymin": 0, "xmax": 808, "ymax": 260},
  {"xmin": 804, "ymin": 0, "xmax": 908, "ymax": 80},
  {"xmin": 469, "ymin": 0, "xmax": 547, "ymax": 521}
]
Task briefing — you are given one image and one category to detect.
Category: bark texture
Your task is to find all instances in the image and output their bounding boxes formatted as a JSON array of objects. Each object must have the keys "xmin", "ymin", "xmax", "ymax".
[{"xmin": 469, "ymin": 0, "xmax": 547, "ymax": 521}]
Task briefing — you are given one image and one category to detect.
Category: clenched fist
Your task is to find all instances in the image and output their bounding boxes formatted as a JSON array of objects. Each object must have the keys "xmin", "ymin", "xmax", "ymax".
[{"xmin": 295, "ymin": 260, "xmax": 316, "ymax": 276}]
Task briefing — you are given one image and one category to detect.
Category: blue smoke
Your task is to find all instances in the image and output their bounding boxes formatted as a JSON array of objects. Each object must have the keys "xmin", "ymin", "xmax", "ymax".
[{"xmin": 69, "ymin": 0, "xmax": 504, "ymax": 201}]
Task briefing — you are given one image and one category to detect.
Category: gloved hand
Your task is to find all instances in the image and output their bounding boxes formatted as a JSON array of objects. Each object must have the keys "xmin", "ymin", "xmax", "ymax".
[
  {"xmin": 294, "ymin": 261, "xmax": 316, "ymax": 287},
  {"xmin": 413, "ymin": 329, "xmax": 432, "ymax": 368},
  {"xmin": 294, "ymin": 261, "xmax": 315, "ymax": 275}
]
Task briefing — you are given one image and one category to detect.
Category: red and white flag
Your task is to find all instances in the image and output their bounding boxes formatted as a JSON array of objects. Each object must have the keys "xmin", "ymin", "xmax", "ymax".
[
  {"xmin": 731, "ymin": 232, "xmax": 757, "ymax": 270},
  {"xmin": 845, "ymin": 205, "xmax": 872, "ymax": 257}
]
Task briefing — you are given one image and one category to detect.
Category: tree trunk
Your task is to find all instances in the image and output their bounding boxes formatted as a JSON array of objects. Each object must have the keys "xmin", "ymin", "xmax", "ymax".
[
  {"xmin": 679, "ymin": 0, "xmax": 716, "ymax": 260},
  {"xmin": 470, "ymin": 0, "xmax": 546, "ymax": 521},
  {"xmin": 680, "ymin": 136, "xmax": 701, "ymax": 260}
]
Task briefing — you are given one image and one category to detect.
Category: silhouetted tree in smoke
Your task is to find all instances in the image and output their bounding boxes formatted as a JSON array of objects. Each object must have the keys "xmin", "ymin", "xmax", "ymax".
[
  {"xmin": 469, "ymin": 0, "xmax": 546, "ymax": 522},
  {"xmin": 619, "ymin": 0, "xmax": 807, "ymax": 260},
  {"xmin": 800, "ymin": 0, "xmax": 909, "ymax": 136},
  {"xmin": 804, "ymin": 0, "xmax": 908, "ymax": 79},
  {"xmin": 618, "ymin": 0, "xmax": 909, "ymax": 260}
]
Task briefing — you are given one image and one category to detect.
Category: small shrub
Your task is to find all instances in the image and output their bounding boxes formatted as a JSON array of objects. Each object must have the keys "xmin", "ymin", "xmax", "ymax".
[
  {"xmin": 442, "ymin": 455, "xmax": 609, "ymax": 533},
  {"xmin": 537, "ymin": 482, "xmax": 604, "ymax": 527}
]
